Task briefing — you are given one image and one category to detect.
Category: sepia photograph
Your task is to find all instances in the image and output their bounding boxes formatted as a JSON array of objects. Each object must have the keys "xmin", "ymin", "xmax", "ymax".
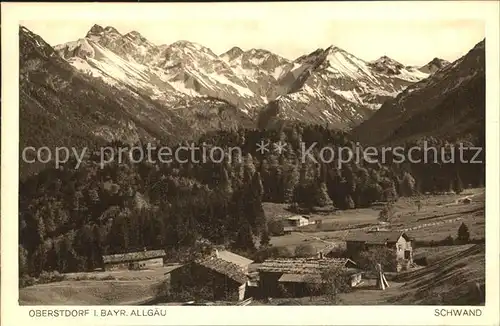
[{"xmin": 2, "ymin": 1, "xmax": 499, "ymax": 326}]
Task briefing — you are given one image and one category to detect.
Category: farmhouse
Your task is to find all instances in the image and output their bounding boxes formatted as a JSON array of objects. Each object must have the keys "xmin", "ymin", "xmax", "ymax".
[
  {"xmin": 257, "ymin": 257, "xmax": 361, "ymax": 298},
  {"xmin": 284, "ymin": 215, "xmax": 313, "ymax": 227},
  {"xmin": 102, "ymin": 249, "xmax": 165, "ymax": 271},
  {"xmin": 168, "ymin": 250, "xmax": 253, "ymax": 302},
  {"xmin": 345, "ymin": 231, "xmax": 413, "ymax": 271}
]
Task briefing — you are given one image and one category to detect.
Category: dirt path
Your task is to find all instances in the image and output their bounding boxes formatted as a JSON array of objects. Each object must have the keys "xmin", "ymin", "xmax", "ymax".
[
  {"xmin": 440, "ymin": 189, "xmax": 484, "ymax": 207},
  {"xmin": 296, "ymin": 232, "xmax": 336, "ymax": 244},
  {"xmin": 295, "ymin": 231, "xmax": 348, "ymax": 253}
]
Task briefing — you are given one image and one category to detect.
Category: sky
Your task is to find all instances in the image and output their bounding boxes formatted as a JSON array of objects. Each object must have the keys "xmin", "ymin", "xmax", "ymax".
[{"xmin": 20, "ymin": 10, "xmax": 485, "ymax": 66}]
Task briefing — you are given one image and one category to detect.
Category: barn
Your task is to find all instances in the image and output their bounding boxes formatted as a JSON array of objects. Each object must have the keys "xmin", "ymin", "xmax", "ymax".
[
  {"xmin": 345, "ymin": 231, "xmax": 413, "ymax": 271},
  {"xmin": 102, "ymin": 249, "xmax": 165, "ymax": 271},
  {"xmin": 285, "ymin": 215, "xmax": 312, "ymax": 228},
  {"xmin": 257, "ymin": 257, "xmax": 361, "ymax": 298},
  {"xmin": 168, "ymin": 250, "xmax": 253, "ymax": 302}
]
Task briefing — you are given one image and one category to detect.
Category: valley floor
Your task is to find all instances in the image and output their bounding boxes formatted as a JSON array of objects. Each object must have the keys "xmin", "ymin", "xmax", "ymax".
[
  {"xmin": 265, "ymin": 188, "xmax": 484, "ymax": 253},
  {"xmin": 18, "ymin": 189, "xmax": 485, "ymax": 306}
]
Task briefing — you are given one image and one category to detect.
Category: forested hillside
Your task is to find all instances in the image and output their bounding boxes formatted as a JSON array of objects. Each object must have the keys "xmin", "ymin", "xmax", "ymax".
[{"xmin": 19, "ymin": 124, "xmax": 484, "ymax": 277}]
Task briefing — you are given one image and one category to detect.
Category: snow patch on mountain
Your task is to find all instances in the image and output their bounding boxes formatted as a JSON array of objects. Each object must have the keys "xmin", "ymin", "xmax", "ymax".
[{"xmin": 54, "ymin": 24, "xmax": 432, "ymax": 129}]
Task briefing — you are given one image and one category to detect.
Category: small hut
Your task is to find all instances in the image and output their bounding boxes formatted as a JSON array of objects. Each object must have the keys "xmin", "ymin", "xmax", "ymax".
[
  {"xmin": 462, "ymin": 197, "xmax": 472, "ymax": 204},
  {"xmin": 257, "ymin": 257, "xmax": 361, "ymax": 298}
]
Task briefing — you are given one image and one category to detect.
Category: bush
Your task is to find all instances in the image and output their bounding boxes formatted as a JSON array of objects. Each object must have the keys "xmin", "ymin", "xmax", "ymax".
[
  {"xmin": 19, "ymin": 275, "xmax": 36, "ymax": 288},
  {"xmin": 277, "ymin": 284, "xmax": 292, "ymax": 298},
  {"xmin": 252, "ymin": 246, "xmax": 293, "ymax": 262},
  {"xmin": 320, "ymin": 265, "xmax": 351, "ymax": 303},
  {"xmin": 378, "ymin": 203, "xmax": 395, "ymax": 222},
  {"xmin": 324, "ymin": 247, "xmax": 347, "ymax": 258},
  {"xmin": 357, "ymin": 247, "xmax": 397, "ymax": 272},
  {"xmin": 443, "ymin": 235, "xmax": 455, "ymax": 245},
  {"xmin": 414, "ymin": 256, "xmax": 429, "ymax": 266},
  {"xmin": 268, "ymin": 220, "xmax": 285, "ymax": 236},
  {"xmin": 38, "ymin": 271, "xmax": 65, "ymax": 284},
  {"xmin": 73, "ymin": 274, "xmax": 91, "ymax": 281},
  {"xmin": 294, "ymin": 244, "xmax": 317, "ymax": 257},
  {"xmin": 268, "ymin": 246, "xmax": 294, "ymax": 258},
  {"xmin": 154, "ymin": 279, "xmax": 171, "ymax": 299}
]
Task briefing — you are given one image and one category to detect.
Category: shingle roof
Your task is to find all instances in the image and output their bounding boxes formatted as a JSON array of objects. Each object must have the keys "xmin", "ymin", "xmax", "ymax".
[
  {"xmin": 345, "ymin": 231, "xmax": 409, "ymax": 244},
  {"xmin": 278, "ymin": 273, "xmax": 323, "ymax": 283},
  {"xmin": 216, "ymin": 250, "xmax": 253, "ymax": 267},
  {"xmin": 195, "ymin": 256, "xmax": 248, "ymax": 284},
  {"xmin": 258, "ymin": 258, "xmax": 357, "ymax": 274},
  {"xmin": 102, "ymin": 249, "xmax": 166, "ymax": 264}
]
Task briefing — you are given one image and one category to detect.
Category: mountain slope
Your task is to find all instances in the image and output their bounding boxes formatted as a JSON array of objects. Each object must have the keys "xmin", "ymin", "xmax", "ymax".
[
  {"xmin": 257, "ymin": 47, "xmax": 429, "ymax": 130},
  {"xmin": 20, "ymin": 26, "xmax": 174, "ymax": 146},
  {"xmin": 55, "ymin": 25, "xmax": 430, "ymax": 130},
  {"xmin": 419, "ymin": 57, "xmax": 450, "ymax": 74},
  {"xmin": 351, "ymin": 39, "xmax": 485, "ymax": 146},
  {"xmin": 19, "ymin": 26, "xmax": 252, "ymax": 176},
  {"xmin": 55, "ymin": 26, "xmax": 265, "ymax": 111}
]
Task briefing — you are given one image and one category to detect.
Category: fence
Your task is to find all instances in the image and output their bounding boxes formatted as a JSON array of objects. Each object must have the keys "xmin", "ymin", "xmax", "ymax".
[{"xmin": 397, "ymin": 217, "xmax": 464, "ymax": 232}]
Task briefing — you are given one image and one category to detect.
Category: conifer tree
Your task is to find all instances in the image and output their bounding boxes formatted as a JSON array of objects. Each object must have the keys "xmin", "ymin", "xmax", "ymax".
[
  {"xmin": 453, "ymin": 172, "xmax": 464, "ymax": 194},
  {"xmin": 457, "ymin": 222, "xmax": 470, "ymax": 244},
  {"xmin": 233, "ymin": 219, "xmax": 255, "ymax": 251},
  {"xmin": 400, "ymin": 172, "xmax": 416, "ymax": 197},
  {"xmin": 259, "ymin": 228, "xmax": 270, "ymax": 247}
]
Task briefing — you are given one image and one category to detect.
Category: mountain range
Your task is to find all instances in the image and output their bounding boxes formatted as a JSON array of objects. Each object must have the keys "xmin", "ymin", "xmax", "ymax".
[
  {"xmin": 19, "ymin": 26, "xmax": 253, "ymax": 153},
  {"xmin": 51, "ymin": 25, "xmax": 436, "ymax": 127},
  {"xmin": 352, "ymin": 40, "xmax": 485, "ymax": 146},
  {"xmin": 19, "ymin": 24, "xmax": 485, "ymax": 174}
]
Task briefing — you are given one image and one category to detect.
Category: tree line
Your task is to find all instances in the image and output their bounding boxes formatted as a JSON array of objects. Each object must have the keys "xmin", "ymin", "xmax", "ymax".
[{"xmin": 19, "ymin": 123, "xmax": 484, "ymax": 277}]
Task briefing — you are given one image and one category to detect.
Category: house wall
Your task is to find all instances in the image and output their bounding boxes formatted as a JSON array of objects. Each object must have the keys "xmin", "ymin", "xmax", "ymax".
[
  {"xmin": 259, "ymin": 272, "xmax": 283, "ymax": 298},
  {"xmin": 395, "ymin": 237, "xmax": 413, "ymax": 264},
  {"xmin": 285, "ymin": 217, "xmax": 309, "ymax": 227},
  {"xmin": 298, "ymin": 217, "xmax": 309, "ymax": 226},
  {"xmin": 280, "ymin": 281, "xmax": 320, "ymax": 298},
  {"xmin": 405, "ymin": 240, "xmax": 413, "ymax": 262},
  {"xmin": 104, "ymin": 257, "xmax": 164, "ymax": 271},
  {"xmin": 133, "ymin": 257, "xmax": 164, "ymax": 270},
  {"xmin": 238, "ymin": 283, "xmax": 247, "ymax": 301},
  {"xmin": 104, "ymin": 262, "xmax": 130, "ymax": 271}
]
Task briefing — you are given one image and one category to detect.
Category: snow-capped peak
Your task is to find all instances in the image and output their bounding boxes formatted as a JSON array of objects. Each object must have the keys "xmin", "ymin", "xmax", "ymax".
[
  {"xmin": 325, "ymin": 45, "xmax": 345, "ymax": 54},
  {"xmin": 86, "ymin": 24, "xmax": 105, "ymax": 37},
  {"xmin": 84, "ymin": 24, "xmax": 123, "ymax": 46},
  {"xmin": 124, "ymin": 30, "xmax": 146, "ymax": 41},
  {"xmin": 246, "ymin": 48, "xmax": 270, "ymax": 56},
  {"xmin": 51, "ymin": 24, "xmax": 434, "ymax": 129},
  {"xmin": 169, "ymin": 40, "xmax": 210, "ymax": 52},
  {"xmin": 104, "ymin": 26, "xmax": 121, "ymax": 35},
  {"xmin": 372, "ymin": 55, "xmax": 403, "ymax": 66},
  {"xmin": 369, "ymin": 55, "xmax": 404, "ymax": 75},
  {"xmin": 220, "ymin": 46, "xmax": 244, "ymax": 61}
]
